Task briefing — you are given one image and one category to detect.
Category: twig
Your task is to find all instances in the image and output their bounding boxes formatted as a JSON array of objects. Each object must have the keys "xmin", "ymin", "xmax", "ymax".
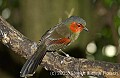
[{"xmin": 65, "ymin": 8, "xmax": 75, "ymax": 18}]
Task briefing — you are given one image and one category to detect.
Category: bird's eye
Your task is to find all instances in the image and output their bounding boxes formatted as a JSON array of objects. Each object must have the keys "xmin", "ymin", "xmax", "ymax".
[{"xmin": 77, "ymin": 23, "xmax": 82, "ymax": 27}]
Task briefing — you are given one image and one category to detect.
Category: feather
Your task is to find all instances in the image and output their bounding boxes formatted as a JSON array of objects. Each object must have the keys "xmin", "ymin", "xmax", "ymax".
[{"xmin": 20, "ymin": 44, "xmax": 47, "ymax": 77}]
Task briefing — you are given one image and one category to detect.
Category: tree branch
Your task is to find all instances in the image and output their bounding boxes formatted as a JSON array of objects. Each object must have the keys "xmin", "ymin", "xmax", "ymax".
[{"xmin": 0, "ymin": 16, "xmax": 120, "ymax": 78}]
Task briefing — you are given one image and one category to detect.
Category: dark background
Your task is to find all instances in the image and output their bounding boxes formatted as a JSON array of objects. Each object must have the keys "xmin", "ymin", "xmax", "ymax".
[{"xmin": 0, "ymin": 0, "xmax": 120, "ymax": 78}]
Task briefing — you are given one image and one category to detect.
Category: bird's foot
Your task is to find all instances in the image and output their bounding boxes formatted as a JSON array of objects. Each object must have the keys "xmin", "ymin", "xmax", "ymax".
[{"xmin": 59, "ymin": 49, "xmax": 70, "ymax": 57}]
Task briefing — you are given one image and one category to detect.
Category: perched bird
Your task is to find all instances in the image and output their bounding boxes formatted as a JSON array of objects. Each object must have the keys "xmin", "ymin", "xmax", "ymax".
[{"xmin": 20, "ymin": 16, "xmax": 88, "ymax": 77}]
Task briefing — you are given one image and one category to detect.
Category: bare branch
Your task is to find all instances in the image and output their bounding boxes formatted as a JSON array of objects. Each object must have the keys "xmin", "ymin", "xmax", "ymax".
[
  {"xmin": 0, "ymin": 16, "xmax": 120, "ymax": 78},
  {"xmin": 0, "ymin": 16, "xmax": 37, "ymax": 59},
  {"xmin": 42, "ymin": 52, "xmax": 120, "ymax": 78},
  {"xmin": 65, "ymin": 8, "xmax": 75, "ymax": 18}
]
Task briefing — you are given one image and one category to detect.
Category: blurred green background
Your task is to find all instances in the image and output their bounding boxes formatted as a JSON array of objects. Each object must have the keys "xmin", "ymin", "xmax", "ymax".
[{"xmin": 0, "ymin": 0, "xmax": 120, "ymax": 78}]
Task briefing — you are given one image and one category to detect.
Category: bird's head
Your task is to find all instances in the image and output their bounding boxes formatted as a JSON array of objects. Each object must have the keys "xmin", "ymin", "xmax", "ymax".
[
  {"xmin": 63, "ymin": 16, "xmax": 88, "ymax": 42},
  {"xmin": 64, "ymin": 16, "xmax": 88, "ymax": 33}
]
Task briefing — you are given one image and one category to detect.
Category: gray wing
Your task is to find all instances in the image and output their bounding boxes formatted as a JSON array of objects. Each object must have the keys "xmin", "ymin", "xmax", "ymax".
[
  {"xmin": 42, "ymin": 23, "xmax": 71, "ymax": 40},
  {"xmin": 43, "ymin": 23, "xmax": 72, "ymax": 51}
]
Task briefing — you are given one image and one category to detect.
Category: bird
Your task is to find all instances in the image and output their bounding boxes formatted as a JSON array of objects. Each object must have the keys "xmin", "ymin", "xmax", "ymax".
[{"xmin": 20, "ymin": 16, "xmax": 88, "ymax": 77}]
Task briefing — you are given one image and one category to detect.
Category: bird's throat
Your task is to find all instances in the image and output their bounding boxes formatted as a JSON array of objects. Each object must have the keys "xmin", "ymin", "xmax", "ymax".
[{"xmin": 70, "ymin": 32, "xmax": 80, "ymax": 43}]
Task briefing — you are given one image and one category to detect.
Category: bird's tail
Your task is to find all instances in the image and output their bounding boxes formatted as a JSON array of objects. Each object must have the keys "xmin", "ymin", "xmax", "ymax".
[{"xmin": 20, "ymin": 43, "xmax": 47, "ymax": 77}]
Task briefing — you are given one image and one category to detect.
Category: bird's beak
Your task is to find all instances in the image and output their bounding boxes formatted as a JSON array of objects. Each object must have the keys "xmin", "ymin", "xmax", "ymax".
[{"xmin": 83, "ymin": 27, "xmax": 88, "ymax": 32}]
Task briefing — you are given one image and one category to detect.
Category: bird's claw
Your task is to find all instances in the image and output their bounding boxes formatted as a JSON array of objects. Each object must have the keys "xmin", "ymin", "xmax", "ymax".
[{"xmin": 59, "ymin": 49, "xmax": 70, "ymax": 57}]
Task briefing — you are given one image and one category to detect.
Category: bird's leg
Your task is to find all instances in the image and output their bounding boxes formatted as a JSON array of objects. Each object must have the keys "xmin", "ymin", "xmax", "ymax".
[{"xmin": 58, "ymin": 49, "xmax": 70, "ymax": 57}]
